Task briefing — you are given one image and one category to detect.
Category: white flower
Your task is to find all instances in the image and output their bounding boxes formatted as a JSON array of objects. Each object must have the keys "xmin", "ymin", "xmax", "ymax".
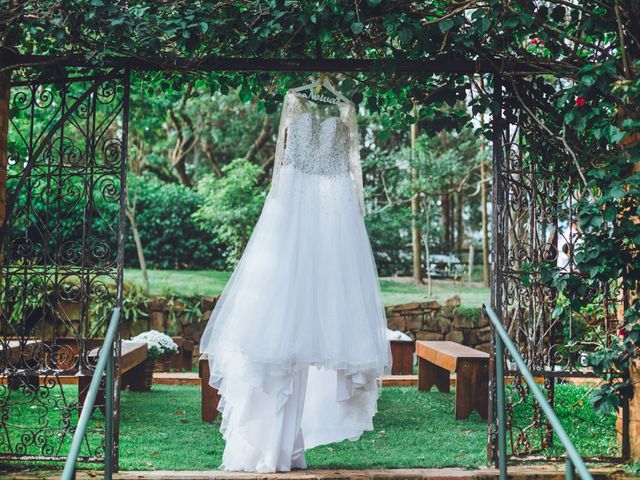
[{"xmin": 128, "ymin": 330, "xmax": 179, "ymax": 360}]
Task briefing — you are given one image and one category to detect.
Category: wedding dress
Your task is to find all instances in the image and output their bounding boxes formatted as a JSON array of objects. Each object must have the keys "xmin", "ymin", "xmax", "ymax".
[{"xmin": 199, "ymin": 90, "xmax": 392, "ymax": 472}]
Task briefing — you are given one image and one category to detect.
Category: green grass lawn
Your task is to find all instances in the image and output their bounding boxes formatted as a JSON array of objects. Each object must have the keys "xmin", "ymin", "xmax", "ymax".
[
  {"xmin": 116, "ymin": 384, "xmax": 617, "ymax": 470},
  {"xmin": 1, "ymin": 383, "xmax": 618, "ymax": 471},
  {"xmin": 509, "ymin": 383, "xmax": 620, "ymax": 458},
  {"xmin": 118, "ymin": 385, "xmax": 489, "ymax": 470},
  {"xmin": 378, "ymin": 279, "xmax": 488, "ymax": 307},
  {"xmin": 124, "ymin": 269, "xmax": 490, "ymax": 307}
]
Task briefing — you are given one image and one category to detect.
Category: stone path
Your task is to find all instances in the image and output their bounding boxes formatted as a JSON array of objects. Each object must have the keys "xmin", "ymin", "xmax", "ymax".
[{"xmin": 0, "ymin": 466, "xmax": 628, "ymax": 480}]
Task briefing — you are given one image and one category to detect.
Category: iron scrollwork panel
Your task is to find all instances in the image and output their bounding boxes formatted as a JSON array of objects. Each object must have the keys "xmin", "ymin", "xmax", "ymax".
[
  {"xmin": 490, "ymin": 81, "xmax": 622, "ymax": 462},
  {"xmin": 0, "ymin": 69, "xmax": 128, "ymax": 462}
]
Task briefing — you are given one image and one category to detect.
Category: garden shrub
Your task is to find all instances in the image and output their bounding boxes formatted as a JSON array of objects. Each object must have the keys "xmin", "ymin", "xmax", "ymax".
[
  {"xmin": 193, "ymin": 159, "xmax": 267, "ymax": 267},
  {"xmin": 97, "ymin": 175, "xmax": 225, "ymax": 270}
]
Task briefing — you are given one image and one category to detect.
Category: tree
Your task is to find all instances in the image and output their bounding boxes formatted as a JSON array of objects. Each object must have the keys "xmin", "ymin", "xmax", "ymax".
[
  {"xmin": 410, "ymin": 104, "xmax": 422, "ymax": 284},
  {"xmin": 192, "ymin": 159, "xmax": 267, "ymax": 266},
  {"xmin": 129, "ymin": 77, "xmax": 277, "ymax": 185},
  {"xmin": 124, "ymin": 139, "xmax": 149, "ymax": 293}
]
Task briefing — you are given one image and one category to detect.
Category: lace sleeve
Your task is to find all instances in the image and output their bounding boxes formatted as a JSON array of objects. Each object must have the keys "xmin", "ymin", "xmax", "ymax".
[
  {"xmin": 345, "ymin": 102, "xmax": 365, "ymax": 216},
  {"xmin": 271, "ymin": 92, "xmax": 294, "ymax": 196}
]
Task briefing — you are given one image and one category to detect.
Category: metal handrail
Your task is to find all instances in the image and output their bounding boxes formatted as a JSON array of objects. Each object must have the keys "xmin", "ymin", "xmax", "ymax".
[
  {"xmin": 484, "ymin": 304, "xmax": 593, "ymax": 480},
  {"xmin": 61, "ymin": 307, "xmax": 120, "ymax": 480}
]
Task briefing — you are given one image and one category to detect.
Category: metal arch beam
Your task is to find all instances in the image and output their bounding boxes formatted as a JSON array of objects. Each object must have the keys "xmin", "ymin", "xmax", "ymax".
[{"xmin": 2, "ymin": 54, "xmax": 577, "ymax": 76}]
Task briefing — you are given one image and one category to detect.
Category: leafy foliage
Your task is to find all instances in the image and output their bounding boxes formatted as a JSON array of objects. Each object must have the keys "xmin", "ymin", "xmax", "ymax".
[
  {"xmin": 193, "ymin": 159, "xmax": 267, "ymax": 266},
  {"xmin": 119, "ymin": 176, "xmax": 223, "ymax": 269},
  {"xmin": 7, "ymin": 1, "xmax": 637, "ymax": 132},
  {"xmin": 90, "ymin": 281, "xmax": 149, "ymax": 333},
  {"xmin": 547, "ymin": 66, "xmax": 640, "ymax": 413},
  {"xmin": 363, "ymin": 126, "xmax": 487, "ymax": 275}
]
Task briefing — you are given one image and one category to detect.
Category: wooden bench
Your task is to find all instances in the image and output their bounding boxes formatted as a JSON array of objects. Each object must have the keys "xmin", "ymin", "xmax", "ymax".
[
  {"xmin": 390, "ymin": 339, "xmax": 415, "ymax": 375},
  {"xmin": 1, "ymin": 339, "xmax": 43, "ymax": 390},
  {"xmin": 0, "ymin": 339, "xmax": 42, "ymax": 364},
  {"xmin": 169, "ymin": 336, "xmax": 194, "ymax": 371},
  {"xmin": 416, "ymin": 340, "xmax": 489, "ymax": 420},
  {"xmin": 198, "ymin": 353, "xmax": 221, "ymax": 422},
  {"xmin": 79, "ymin": 341, "xmax": 149, "ymax": 409},
  {"xmin": 46, "ymin": 337, "xmax": 105, "ymax": 370}
]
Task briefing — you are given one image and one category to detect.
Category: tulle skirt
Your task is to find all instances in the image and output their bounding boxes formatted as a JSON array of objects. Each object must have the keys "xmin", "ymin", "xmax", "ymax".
[{"xmin": 200, "ymin": 164, "xmax": 392, "ymax": 472}]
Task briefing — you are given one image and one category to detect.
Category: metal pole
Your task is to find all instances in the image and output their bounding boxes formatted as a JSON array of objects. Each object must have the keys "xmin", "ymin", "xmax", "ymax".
[
  {"xmin": 566, "ymin": 457, "xmax": 575, "ymax": 480},
  {"xmin": 112, "ymin": 66, "xmax": 131, "ymax": 473},
  {"xmin": 61, "ymin": 307, "xmax": 121, "ymax": 480},
  {"xmin": 486, "ymin": 306, "xmax": 594, "ymax": 480},
  {"xmin": 104, "ymin": 342, "xmax": 114, "ymax": 480},
  {"xmin": 2, "ymin": 54, "xmax": 571, "ymax": 76},
  {"xmin": 495, "ymin": 332, "xmax": 508, "ymax": 480}
]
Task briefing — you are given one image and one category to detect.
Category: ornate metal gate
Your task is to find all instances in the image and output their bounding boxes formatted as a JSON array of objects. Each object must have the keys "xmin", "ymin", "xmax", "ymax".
[
  {"xmin": 489, "ymin": 77, "xmax": 626, "ymax": 462},
  {"xmin": 0, "ymin": 68, "xmax": 129, "ymax": 465}
]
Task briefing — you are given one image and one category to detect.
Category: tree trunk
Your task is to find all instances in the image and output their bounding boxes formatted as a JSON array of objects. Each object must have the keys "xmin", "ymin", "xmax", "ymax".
[
  {"xmin": 245, "ymin": 116, "xmax": 272, "ymax": 162},
  {"xmin": 449, "ymin": 188, "xmax": 455, "ymax": 249},
  {"xmin": 422, "ymin": 200, "xmax": 432, "ymax": 297},
  {"xmin": 125, "ymin": 207, "xmax": 149, "ymax": 293},
  {"xmin": 0, "ymin": 73, "xmax": 9, "ymax": 308},
  {"xmin": 440, "ymin": 193, "xmax": 449, "ymax": 249},
  {"xmin": 168, "ymin": 110, "xmax": 195, "ymax": 187},
  {"xmin": 202, "ymin": 143, "xmax": 224, "ymax": 177},
  {"xmin": 124, "ymin": 140, "xmax": 150, "ymax": 294},
  {"xmin": 456, "ymin": 191, "xmax": 463, "ymax": 251},
  {"xmin": 480, "ymin": 156, "xmax": 490, "ymax": 287},
  {"xmin": 617, "ymin": 101, "xmax": 639, "ymax": 460},
  {"xmin": 410, "ymin": 109, "xmax": 423, "ymax": 283},
  {"xmin": 468, "ymin": 243, "xmax": 474, "ymax": 285}
]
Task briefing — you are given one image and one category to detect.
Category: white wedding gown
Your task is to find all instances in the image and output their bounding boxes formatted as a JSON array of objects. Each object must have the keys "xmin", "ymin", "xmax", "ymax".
[{"xmin": 200, "ymin": 91, "xmax": 392, "ymax": 472}]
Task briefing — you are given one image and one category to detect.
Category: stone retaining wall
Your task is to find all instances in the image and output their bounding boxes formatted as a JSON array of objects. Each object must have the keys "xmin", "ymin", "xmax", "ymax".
[
  {"xmin": 140, "ymin": 294, "xmax": 488, "ymax": 352},
  {"xmin": 146, "ymin": 295, "xmax": 218, "ymax": 343},
  {"xmin": 384, "ymin": 296, "xmax": 489, "ymax": 352}
]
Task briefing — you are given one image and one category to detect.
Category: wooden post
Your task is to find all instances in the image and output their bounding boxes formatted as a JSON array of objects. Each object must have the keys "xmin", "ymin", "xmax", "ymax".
[
  {"xmin": 619, "ymin": 101, "xmax": 640, "ymax": 461},
  {"xmin": 198, "ymin": 355, "xmax": 220, "ymax": 422},
  {"xmin": 0, "ymin": 72, "xmax": 10, "ymax": 308}
]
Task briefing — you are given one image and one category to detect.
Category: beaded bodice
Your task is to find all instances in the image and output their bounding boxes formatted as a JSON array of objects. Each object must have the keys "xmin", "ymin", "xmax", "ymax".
[
  {"xmin": 271, "ymin": 91, "xmax": 365, "ymax": 215},
  {"xmin": 282, "ymin": 113, "xmax": 350, "ymax": 175}
]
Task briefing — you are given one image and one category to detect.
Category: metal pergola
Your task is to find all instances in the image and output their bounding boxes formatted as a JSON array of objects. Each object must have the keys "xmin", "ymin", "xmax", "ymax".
[{"xmin": 0, "ymin": 50, "xmax": 623, "ymax": 477}]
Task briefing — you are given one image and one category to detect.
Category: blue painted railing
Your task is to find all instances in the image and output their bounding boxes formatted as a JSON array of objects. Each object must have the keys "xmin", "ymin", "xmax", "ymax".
[
  {"xmin": 62, "ymin": 304, "xmax": 591, "ymax": 479},
  {"xmin": 61, "ymin": 307, "xmax": 120, "ymax": 480},
  {"xmin": 484, "ymin": 304, "xmax": 593, "ymax": 480}
]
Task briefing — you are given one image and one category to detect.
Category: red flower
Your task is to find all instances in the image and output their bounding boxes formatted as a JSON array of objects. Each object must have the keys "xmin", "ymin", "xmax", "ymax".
[
  {"xmin": 618, "ymin": 327, "xmax": 628, "ymax": 338},
  {"xmin": 531, "ymin": 38, "xmax": 539, "ymax": 45},
  {"xmin": 576, "ymin": 97, "xmax": 586, "ymax": 108},
  {"xmin": 538, "ymin": 40, "xmax": 545, "ymax": 46}
]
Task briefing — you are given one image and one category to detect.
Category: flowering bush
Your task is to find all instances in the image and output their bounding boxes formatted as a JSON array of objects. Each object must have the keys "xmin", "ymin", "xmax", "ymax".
[{"xmin": 128, "ymin": 330, "xmax": 179, "ymax": 361}]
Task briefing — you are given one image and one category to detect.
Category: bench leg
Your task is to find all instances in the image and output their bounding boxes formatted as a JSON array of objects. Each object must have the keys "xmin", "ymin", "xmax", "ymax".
[
  {"xmin": 418, "ymin": 356, "xmax": 450, "ymax": 393},
  {"xmin": 390, "ymin": 341, "xmax": 414, "ymax": 375},
  {"xmin": 123, "ymin": 361, "xmax": 148, "ymax": 392},
  {"xmin": 182, "ymin": 350, "xmax": 193, "ymax": 371},
  {"xmin": 455, "ymin": 359, "xmax": 488, "ymax": 420},
  {"xmin": 199, "ymin": 359, "xmax": 220, "ymax": 422}
]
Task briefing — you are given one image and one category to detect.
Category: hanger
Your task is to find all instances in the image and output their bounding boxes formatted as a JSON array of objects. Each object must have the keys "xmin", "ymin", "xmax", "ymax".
[{"xmin": 290, "ymin": 75, "xmax": 350, "ymax": 105}]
